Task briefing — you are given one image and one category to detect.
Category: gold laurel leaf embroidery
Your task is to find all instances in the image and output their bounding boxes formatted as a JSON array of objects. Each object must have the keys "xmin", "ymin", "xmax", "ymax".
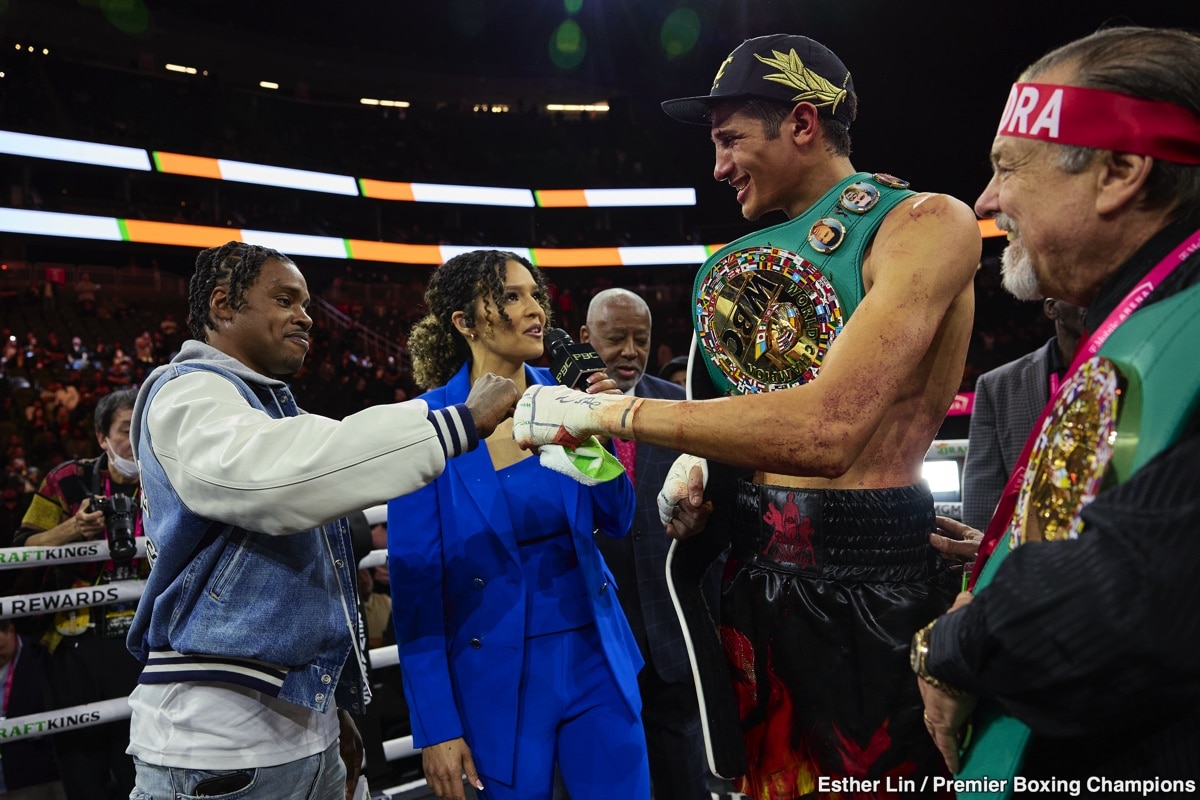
[
  {"xmin": 711, "ymin": 54, "xmax": 735, "ymax": 91},
  {"xmin": 754, "ymin": 48, "xmax": 848, "ymax": 115}
]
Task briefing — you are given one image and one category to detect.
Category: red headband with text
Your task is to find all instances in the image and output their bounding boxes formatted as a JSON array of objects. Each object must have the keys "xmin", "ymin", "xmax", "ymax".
[{"xmin": 997, "ymin": 82, "xmax": 1200, "ymax": 165}]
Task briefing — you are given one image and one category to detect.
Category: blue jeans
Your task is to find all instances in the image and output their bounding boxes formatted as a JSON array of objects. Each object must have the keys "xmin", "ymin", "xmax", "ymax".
[{"xmin": 129, "ymin": 740, "xmax": 344, "ymax": 800}]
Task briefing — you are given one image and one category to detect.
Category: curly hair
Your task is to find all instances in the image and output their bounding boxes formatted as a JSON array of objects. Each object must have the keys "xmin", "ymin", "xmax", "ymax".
[
  {"xmin": 187, "ymin": 242, "xmax": 294, "ymax": 341},
  {"xmin": 408, "ymin": 250, "xmax": 552, "ymax": 390}
]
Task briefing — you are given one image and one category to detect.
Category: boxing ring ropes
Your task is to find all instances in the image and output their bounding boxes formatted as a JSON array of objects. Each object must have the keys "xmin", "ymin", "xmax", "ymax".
[
  {"xmin": 0, "ymin": 539, "xmax": 420, "ymax": 786},
  {"xmin": 0, "ymin": 439, "xmax": 967, "ymax": 792}
]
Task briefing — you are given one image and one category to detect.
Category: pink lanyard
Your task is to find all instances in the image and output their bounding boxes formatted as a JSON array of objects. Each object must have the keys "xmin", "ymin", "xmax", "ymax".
[{"xmin": 971, "ymin": 226, "xmax": 1200, "ymax": 584}]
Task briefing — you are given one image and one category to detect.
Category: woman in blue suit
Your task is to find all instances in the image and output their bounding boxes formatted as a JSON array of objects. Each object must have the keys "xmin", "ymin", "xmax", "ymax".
[{"xmin": 388, "ymin": 250, "xmax": 649, "ymax": 800}]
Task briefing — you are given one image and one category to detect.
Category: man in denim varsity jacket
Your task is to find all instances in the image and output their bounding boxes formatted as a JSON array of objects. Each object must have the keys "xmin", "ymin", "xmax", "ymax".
[{"xmin": 126, "ymin": 242, "xmax": 517, "ymax": 800}]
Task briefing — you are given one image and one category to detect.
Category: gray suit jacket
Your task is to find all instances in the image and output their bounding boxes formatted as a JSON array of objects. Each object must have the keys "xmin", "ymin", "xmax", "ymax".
[
  {"xmin": 595, "ymin": 374, "xmax": 694, "ymax": 683},
  {"xmin": 961, "ymin": 338, "xmax": 1058, "ymax": 530}
]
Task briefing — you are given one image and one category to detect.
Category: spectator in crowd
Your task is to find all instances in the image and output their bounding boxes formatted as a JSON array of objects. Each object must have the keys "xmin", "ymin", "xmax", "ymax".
[
  {"xmin": 657, "ymin": 355, "xmax": 689, "ymax": 389},
  {"xmin": 105, "ymin": 348, "xmax": 134, "ymax": 388},
  {"xmin": 1, "ymin": 473, "xmax": 29, "ymax": 547},
  {"xmin": 42, "ymin": 332, "xmax": 65, "ymax": 363},
  {"xmin": 389, "ymin": 250, "xmax": 648, "ymax": 800},
  {"xmin": 66, "ymin": 337, "xmax": 89, "ymax": 371},
  {"xmin": 8, "ymin": 456, "xmax": 40, "ymax": 495},
  {"xmin": 132, "ymin": 331, "xmax": 154, "ymax": 366},
  {"xmin": 125, "ymin": 241, "xmax": 517, "ymax": 800},
  {"xmin": 365, "ymin": 511, "xmax": 390, "ymax": 597},
  {"xmin": 357, "ymin": 568, "xmax": 392, "ymax": 650},
  {"xmin": 24, "ymin": 281, "xmax": 42, "ymax": 307},
  {"xmin": 918, "ymin": 24, "xmax": 1200, "ymax": 784},
  {"xmin": 73, "ymin": 274, "xmax": 98, "ymax": 316},
  {"xmin": 579, "ymin": 288, "xmax": 714, "ymax": 800},
  {"xmin": 12, "ymin": 390, "xmax": 144, "ymax": 800},
  {"xmin": 22, "ymin": 333, "xmax": 40, "ymax": 367},
  {"xmin": 960, "ymin": 298, "xmax": 1085, "ymax": 529},
  {"xmin": 51, "ymin": 378, "xmax": 81, "ymax": 417},
  {"xmin": 0, "ymin": 619, "xmax": 66, "ymax": 800},
  {"xmin": 42, "ymin": 279, "xmax": 57, "ymax": 311}
]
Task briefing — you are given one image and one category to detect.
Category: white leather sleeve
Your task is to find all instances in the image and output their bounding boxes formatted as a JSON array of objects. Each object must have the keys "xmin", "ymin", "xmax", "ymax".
[{"xmin": 145, "ymin": 371, "xmax": 448, "ymax": 535}]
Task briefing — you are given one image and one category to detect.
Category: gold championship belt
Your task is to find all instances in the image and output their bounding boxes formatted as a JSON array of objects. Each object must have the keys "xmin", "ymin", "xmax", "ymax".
[
  {"xmin": 1013, "ymin": 356, "xmax": 1121, "ymax": 545},
  {"xmin": 694, "ymin": 245, "xmax": 843, "ymax": 394}
]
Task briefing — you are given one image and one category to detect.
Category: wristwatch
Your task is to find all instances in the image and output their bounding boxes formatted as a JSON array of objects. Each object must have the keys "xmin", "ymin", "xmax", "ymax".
[{"xmin": 910, "ymin": 620, "xmax": 969, "ymax": 697}]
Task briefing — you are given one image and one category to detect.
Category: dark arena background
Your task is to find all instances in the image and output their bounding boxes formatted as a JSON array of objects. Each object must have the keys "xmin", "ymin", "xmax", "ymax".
[{"xmin": 0, "ymin": 1, "xmax": 1196, "ymax": 797}]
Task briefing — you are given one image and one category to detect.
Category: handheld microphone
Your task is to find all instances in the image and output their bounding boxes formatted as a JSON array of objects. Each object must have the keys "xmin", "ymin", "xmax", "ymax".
[{"xmin": 544, "ymin": 327, "xmax": 608, "ymax": 389}]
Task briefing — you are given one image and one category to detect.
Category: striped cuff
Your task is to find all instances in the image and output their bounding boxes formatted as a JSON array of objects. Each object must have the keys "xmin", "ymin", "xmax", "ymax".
[
  {"xmin": 427, "ymin": 403, "xmax": 479, "ymax": 459},
  {"xmin": 140, "ymin": 648, "xmax": 287, "ymax": 696}
]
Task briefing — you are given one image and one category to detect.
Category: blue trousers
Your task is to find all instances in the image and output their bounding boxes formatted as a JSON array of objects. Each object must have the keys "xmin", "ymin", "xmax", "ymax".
[{"xmin": 480, "ymin": 625, "xmax": 649, "ymax": 800}]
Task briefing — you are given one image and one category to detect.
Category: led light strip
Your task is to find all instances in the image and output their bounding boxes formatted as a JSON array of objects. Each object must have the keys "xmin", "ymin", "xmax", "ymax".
[
  {"xmin": 0, "ymin": 207, "xmax": 718, "ymax": 267},
  {"xmin": 0, "ymin": 130, "xmax": 151, "ymax": 170},
  {"xmin": 359, "ymin": 180, "xmax": 534, "ymax": 207},
  {"xmin": 153, "ymin": 152, "xmax": 358, "ymax": 195},
  {"xmin": 0, "ymin": 129, "xmax": 1003, "ymax": 234},
  {"xmin": 0, "ymin": 129, "xmax": 692, "ymax": 208},
  {"xmin": 535, "ymin": 187, "xmax": 697, "ymax": 208},
  {"xmin": 0, "ymin": 207, "xmax": 1003, "ymax": 268}
]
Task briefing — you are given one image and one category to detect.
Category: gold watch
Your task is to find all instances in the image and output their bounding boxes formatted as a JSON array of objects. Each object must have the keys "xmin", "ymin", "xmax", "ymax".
[{"xmin": 910, "ymin": 620, "xmax": 969, "ymax": 697}]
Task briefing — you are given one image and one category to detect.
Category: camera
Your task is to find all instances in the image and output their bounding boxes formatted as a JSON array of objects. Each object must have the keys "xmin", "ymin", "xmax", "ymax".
[{"xmin": 91, "ymin": 494, "xmax": 137, "ymax": 563}]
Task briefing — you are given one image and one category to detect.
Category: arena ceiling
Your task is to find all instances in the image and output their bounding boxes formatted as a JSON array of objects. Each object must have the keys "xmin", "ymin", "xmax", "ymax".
[{"xmin": 4, "ymin": 0, "xmax": 1199, "ymax": 212}]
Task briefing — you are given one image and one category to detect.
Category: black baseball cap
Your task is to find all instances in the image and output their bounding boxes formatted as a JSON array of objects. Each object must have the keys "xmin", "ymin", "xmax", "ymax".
[{"xmin": 661, "ymin": 34, "xmax": 856, "ymax": 127}]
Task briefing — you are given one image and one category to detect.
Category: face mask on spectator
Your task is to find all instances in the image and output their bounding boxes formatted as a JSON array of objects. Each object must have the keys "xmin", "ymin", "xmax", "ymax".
[{"xmin": 107, "ymin": 448, "xmax": 139, "ymax": 479}]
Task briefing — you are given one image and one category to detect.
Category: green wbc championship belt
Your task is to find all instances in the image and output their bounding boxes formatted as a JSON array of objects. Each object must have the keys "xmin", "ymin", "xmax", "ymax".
[
  {"xmin": 691, "ymin": 172, "xmax": 914, "ymax": 395},
  {"xmin": 955, "ymin": 279, "xmax": 1200, "ymax": 800}
]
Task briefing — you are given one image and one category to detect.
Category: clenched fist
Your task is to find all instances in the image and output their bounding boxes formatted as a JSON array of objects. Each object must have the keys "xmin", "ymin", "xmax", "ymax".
[
  {"xmin": 463, "ymin": 373, "xmax": 520, "ymax": 438},
  {"xmin": 512, "ymin": 384, "xmax": 642, "ymax": 449}
]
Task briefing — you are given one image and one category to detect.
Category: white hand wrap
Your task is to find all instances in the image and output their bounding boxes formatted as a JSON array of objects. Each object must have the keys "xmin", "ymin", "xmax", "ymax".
[
  {"xmin": 512, "ymin": 384, "xmax": 642, "ymax": 449},
  {"xmin": 657, "ymin": 454, "xmax": 708, "ymax": 525}
]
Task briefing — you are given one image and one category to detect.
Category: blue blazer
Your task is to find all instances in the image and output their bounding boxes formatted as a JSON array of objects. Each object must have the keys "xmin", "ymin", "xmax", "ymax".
[{"xmin": 387, "ymin": 363, "xmax": 642, "ymax": 784}]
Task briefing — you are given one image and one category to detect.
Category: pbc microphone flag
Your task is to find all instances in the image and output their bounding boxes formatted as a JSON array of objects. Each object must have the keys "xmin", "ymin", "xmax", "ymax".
[{"xmin": 545, "ymin": 327, "xmax": 608, "ymax": 389}]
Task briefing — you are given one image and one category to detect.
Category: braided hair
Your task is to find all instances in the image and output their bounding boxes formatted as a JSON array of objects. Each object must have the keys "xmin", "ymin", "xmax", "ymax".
[
  {"xmin": 187, "ymin": 241, "xmax": 294, "ymax": 341},
  {"xmin": 409, "ymin": 250, "xmax": 552, "ymax": 390}
]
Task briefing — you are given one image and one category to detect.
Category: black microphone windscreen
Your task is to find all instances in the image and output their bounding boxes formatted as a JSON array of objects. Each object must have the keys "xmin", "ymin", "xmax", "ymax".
[
  {"xmin": 544, "ymin": 327, "xmax": 573, "ymax": 358},
  {"xmin": 546, "ymin": 328, "xmax": 608, "ymax": 389}
]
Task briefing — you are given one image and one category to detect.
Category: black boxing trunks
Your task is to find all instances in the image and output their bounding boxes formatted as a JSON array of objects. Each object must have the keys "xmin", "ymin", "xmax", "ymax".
[{"xmin": 712, "ymin": 482, "xmax": 956, "ymax": 799}]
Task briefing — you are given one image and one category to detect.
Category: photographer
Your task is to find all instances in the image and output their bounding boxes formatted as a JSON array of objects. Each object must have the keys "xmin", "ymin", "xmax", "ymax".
[{"xmin": 13, "ymin": 389, "xmax": 143, "ymax": 800}]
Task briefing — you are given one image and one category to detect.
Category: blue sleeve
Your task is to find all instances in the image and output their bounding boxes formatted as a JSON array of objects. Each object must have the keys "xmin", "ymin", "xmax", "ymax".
[
  {"xmin": 387, "ymin": 478, "xmax": 464, "ymax": 748},
  {"xmin": 591, "ymin": 470, "xmax": 636, "ymax": 539}
]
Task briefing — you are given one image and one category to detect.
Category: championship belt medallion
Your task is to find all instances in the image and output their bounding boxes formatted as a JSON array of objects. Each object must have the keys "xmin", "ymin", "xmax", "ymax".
[
  {"xmin": 839, "ymin": 182, "xmax": 880, "ymax": 214},
  {"xmin": 694, "ymin": 246, "xmax": 843, "ymax": 394},
  {"xmin": 1013, "ymin": 356, "xmax": 1120, "ymax": 545},
  {"xmin": 807, "ymin": 217, "xmax": 846, "ymax": 254},
  {"xmin": 871, "ymin": 172, "xmax": 910, "ymax": 189}
]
